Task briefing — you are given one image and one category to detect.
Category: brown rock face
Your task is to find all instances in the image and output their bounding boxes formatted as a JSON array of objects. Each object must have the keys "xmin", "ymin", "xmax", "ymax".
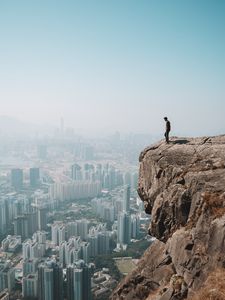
[{"xmin": 111, "ymin": 135, "xmax": 225, "ymax": 300}]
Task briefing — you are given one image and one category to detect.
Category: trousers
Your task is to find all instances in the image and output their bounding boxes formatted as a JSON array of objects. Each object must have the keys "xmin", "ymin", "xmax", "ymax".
[{"xmin": 164, "ymin": 131, "xmax": 170, "ymax": 143}]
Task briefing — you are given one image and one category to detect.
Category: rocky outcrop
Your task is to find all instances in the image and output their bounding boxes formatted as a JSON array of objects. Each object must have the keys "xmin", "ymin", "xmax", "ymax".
[{"xmin": 111, "ymin": 135, "xmax": 225, "ymax": 300}]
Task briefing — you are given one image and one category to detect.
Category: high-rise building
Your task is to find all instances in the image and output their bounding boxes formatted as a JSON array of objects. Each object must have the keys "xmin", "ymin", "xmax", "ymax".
[
  {"xmin": 51, "ymin": 223, "xmax": 65, "ymax": 246},
  {"xmin": 14, "ymin": 216, "xmax": 29, "ymax": 240},
  {"xmin": 0, "ymin": 200, "xmax": 6, "ymax": 235},
  {"xmin": 37, "ymin": 207, "xmax": 48, "ymax": 231},
  {"xmin": 22, "ymin": 274, "xmax": 38, "ymax": 299},
  {"xmin": 103, "ymin": 205, "xmax": 115, "ymax": 222},
  {"xmin": 4, "ymin": 196, "xmax": 14, "ymax": 227},
  {"xmin": 66, "ymin": 265, "xmax": 76, "ymax": 300},
  {"xmin": 22, "ymin": 240, "xmax": 32, "ymax": 260},
  {"xmin": 38, "ymin": 261, "xmax": 63, "ymax": 300},
  {"xmin": 71, "ymin": 164, "xmax": 82, "ymax": 181},
  {"xmin": 11, "ymin": 168, "xmax": 23, "ymax": 190},
  {"xmin": 87, "ymin": 233, "xmax": 98, "ymax": 257},
  {"xmin": 30, "ymin": 168, "xmax": 40, "ymax": 187},
  {"xmin": 131, "ymin": 172, "xmax": 138, "ymax": 190},
  {"xmin": 91, "ymin": 198, "xmax": 115, "ymax": 222},
  {"xmin": 13, "ymin": 197, "xmax": 29, "ymax": 218},
  {"xmin": 58, "ymin": 226, "xmax": 66, "ymax": 245},
  {"xmin": 28, "ymin": 211, "xmax": 39, "ymax": 237},
  {"xmin": 131, "ymin": 214, "xmax": 140, "ymax": 239},
  {"xmin": 73, "ymin": 268, "xmax": 83, "ymax": 300},
  {"xmin": 22, "ymin": 239, "xmax": 44, "ymax": 260},
  {"xmin": 77, "ymin": 219, "xmax": 89, "ymax": 240},
  {"xmin": 59, "ymin": 238, "xmax": 90, "ymax": 267},
  {"xmin": 23, "ymin": 259, "xmax": 39, "ymax": 276},
  {"xmin": 97, "ymin": 232, "xmax": 110, "ymax": 255},
  {"xmin": 66, "ymin": 260, "xmax": 91, "ymax": 300},
  {"xmin": 0, "ymin": 261, "xmax": 15, "ymax": 292},
  {"xmin": 59, "ymin": 242, "xmax": 66, "ymax": 267},
  {"xmin": 82, "ymin": 263, "xmax": 92, "ymax": 300},
  {"xmin": 87, "ymin": 225, "xmax": 110, "ymax": 256},
  {"xmin": 81, "ymin": 242, "xmax": 90, "ymax": 264},
  {"xmin": 117, "ymin": 212, "xmax": 131, "ymax": 246},
  {"xmin": 123, "ymin": 185, "xmax": 130, "ymax": 213},
  {"xmin": 66, "ymin": 222, "xmax": 78, "ymax": 239},
  {"xmin": 33, "ymin": 231, "xmax": 47, "ymax": 244},
  {"xmin": 108, "ymin": 167, "xmax": 116, "ymax": 190},
  {"xmin": 50, "ymin": 181, "xmax": 101, "ymax": 202},
  {"xmin": 38, "ymin": 266, "xmax": 53, "ymax": 300},
  {"xmin": 14, "ymin": 212, "xmax": 38, "ymax": 240}
]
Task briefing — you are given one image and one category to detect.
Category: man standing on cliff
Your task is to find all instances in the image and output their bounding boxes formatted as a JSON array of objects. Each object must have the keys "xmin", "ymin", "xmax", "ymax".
[{"xmin": 164, "ymin": 117, "xmax": 171, "ymax": 143}]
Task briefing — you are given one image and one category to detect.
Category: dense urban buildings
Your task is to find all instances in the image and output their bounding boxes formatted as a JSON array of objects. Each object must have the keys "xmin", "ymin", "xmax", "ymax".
[{"xmin": 0, "ymin": 132, "xmax": 151, "ymax": 299}]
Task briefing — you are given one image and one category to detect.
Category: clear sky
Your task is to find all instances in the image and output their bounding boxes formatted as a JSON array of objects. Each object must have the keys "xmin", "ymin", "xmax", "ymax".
[{"xmin": 0, "ymin": 0, "xmax": 224, "ymax": 136}]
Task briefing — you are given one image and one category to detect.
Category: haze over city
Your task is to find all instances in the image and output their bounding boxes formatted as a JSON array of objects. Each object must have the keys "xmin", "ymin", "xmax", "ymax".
[
  {"xmin": 0, "ymin": 0, "xmax": 224, "ymax": 136},
  {"xmin": 0, "ymin": 2, "xmax": 225, "ymax": 300}
]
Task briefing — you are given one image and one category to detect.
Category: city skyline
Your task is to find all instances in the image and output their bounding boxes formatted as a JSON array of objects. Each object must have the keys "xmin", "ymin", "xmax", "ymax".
[
  {"xmin": 0, "ymin": 131, "xmax": 145, "ymax": 299},
  {"xmin": 0, "ymin": 0, "xmax": 224, "ymax": 137}
]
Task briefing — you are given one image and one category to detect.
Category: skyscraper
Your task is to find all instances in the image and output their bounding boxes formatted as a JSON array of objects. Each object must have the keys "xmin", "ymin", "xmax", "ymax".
[
  {"xmin": 0, "ymin": 261, "xmax": 15, "ymax": 292},
  {"xmin": 71, "ymin": 164, "xmax": 82, "ymax": 181},
  {"xmin": 87, "ymin": 233, "xmax": 98, "ymax": 257},
  {"xmin": 81, "ymin": 242, "xmax": 90, "ymax": 264},
  {"xmin": 97, "ymin": 232, "xmax": 110, "ymax": 255},
  {"xmin": 123, "ymin": 185, "xmax": 130, "ymax": 213},
  {"xmin": 117, "ymin": 212, "xmax": 131, "ymax": 246},
  {"xmin": 131, "ymin": 214, "xmax": 140, "ymax": 239},
  {"xmin": 11, "ymin": 168, "xmax": 23, "ymax": 190},
  {"xmin": 66, "ymin": 265, "xmax": 76, "ymax": 300},
  {"xmin": 33, "ymin": 231, "xmax": 46, "ymax": 244},
  {"xmin": 73, "ymin": 268, "xmax": 83, "ymax": 300},
  {"xmin": 38, "ymin": 261, "xmax": 63, "ymax": 300},
  {"xmin": 51, "ymin": 223, "xmax": 65, "ymax": 246},
  {"xmin": 41, "ymin": 267, "xmax": 53, "ymax": 300},
  {"xmin": 23, "ymin": 259, "xmax": 39, "ymax": 276},
  {"xmin": 66, "ymin": 260, "xmax": 91, "ymax": 300},
  {"xmin": 66, "ymin": 222, "xmax": 78, "ymax": 239},
  {"xmin": 14, "ymin": 211, "xmax": 38, "ymax": 240},
  {"xmin": 0, "ymin": 200, "xmax": 6, "ymax": 235},
  {"xmin": 37, "ymin": 207, "xmax": 48, "ymax": 231},
  {"xmin": 14, "ymin": 216, "xmax": 29, "ymax": 240},
  {"xmin": 82, "ymin": 263, "xmax": 92, "ymax": 300},
  {"xmin": 30, "ymin": 168, "xmax": 40, "ymax": 187},
  {"xmin": 77, "ymin": 219, "xmax": 89, "ymax": 240},
  {"xmin": 22, "ymin": 274, "xmax": 38, "ymax": 299}
]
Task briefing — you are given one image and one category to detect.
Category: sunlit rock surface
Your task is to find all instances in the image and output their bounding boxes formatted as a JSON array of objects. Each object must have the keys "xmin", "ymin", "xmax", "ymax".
[{"xmin": 111, "ymin": 135, "xmax": 225, "ymax": 300}]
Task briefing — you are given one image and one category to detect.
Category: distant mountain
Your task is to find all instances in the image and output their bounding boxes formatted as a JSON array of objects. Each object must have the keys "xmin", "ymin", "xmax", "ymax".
[{"xmin": 0, "ymin": 115, "xmax": 54, "ymax": 138}]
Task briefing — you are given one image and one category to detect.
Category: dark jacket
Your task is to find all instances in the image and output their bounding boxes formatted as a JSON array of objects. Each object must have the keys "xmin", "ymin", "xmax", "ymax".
[{"xmin": 166, "ymin": 121, "xmax": 171, "ymax": 132}]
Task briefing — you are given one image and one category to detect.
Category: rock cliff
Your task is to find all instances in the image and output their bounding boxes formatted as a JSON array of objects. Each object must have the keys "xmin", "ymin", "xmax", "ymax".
[{"xmin": 111, "ymin": 135, "xmax": 225, "ymax": 300}]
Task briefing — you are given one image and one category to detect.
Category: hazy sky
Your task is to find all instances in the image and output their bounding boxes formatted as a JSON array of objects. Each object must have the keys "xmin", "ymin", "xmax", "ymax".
[{"xmin": 0, "ymin": 0, "xmax": 224, "ymax": 136}]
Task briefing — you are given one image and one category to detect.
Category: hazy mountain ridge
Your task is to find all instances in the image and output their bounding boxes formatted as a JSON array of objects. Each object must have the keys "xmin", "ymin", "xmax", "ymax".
[{"xmin": 0, "ymin": 115, "xmax": 54, "ymax": 138}]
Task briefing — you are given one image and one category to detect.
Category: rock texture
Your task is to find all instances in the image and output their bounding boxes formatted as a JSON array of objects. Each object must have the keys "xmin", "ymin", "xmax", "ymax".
[{"xmin": 111, "ymin": 135, "xmax": 225, "ymax": 300}]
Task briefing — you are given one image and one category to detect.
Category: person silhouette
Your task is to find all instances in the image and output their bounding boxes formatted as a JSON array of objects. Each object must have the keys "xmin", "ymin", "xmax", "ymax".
[{"xmin": 164, "ymin": 117, "xmax": 171, "ymax": 143}]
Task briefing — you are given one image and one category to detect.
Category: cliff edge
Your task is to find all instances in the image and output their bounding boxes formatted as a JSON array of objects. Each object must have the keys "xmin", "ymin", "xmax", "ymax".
[{"xmin": 111, "ymin": 135, "xmax": 225, "ymax": 300}]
